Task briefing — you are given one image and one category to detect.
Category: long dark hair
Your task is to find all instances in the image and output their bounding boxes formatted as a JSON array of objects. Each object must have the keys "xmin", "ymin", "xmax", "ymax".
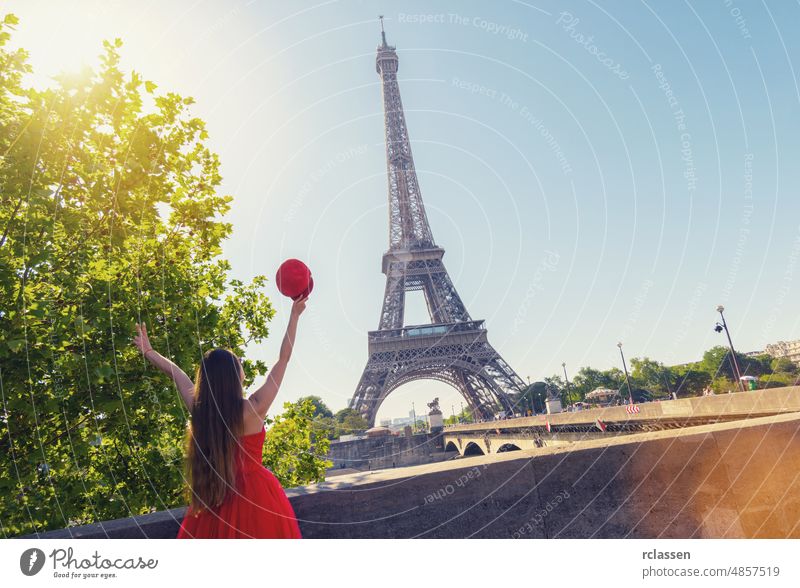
[{"xmin": 184, "ymin": 348, "xmax": 244, "ymax": 515}]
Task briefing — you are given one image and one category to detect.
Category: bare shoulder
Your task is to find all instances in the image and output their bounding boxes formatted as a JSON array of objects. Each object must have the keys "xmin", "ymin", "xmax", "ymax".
[{"xmin": 241, "ymin": 398, "xmax": 266, "ymax": 436}]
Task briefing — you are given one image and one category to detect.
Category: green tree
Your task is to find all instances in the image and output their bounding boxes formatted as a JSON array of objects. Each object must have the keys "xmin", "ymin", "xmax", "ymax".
[
  {"xmin": 630, "ymin": 357, "xmax": 675, "ymax": 396},
  {"xmin": 515, "ymin": 381, "xmax": 548, "ymax": 414},
  {"xmin": 698, "ymin": 346, "xmax": 758, "ymax": 380},
  {"xmin": 699, "ymin": 346, "xmax": 729, "ymax": 377},
  {"xmin": 759, "ymin": 371, "xmax": 798, "ymax": 388},
  {"xmin": 630, "ymin": 387, "xmax": 654, "ymax": 403},
  {"xmin": 672, "ymin": 367, "xmax": 712, "ymax": 397},
  {"xmin": 332, "ymin": 407, "xmax": 369, "ymax": 437},
  {"xmin": 0, "ymin": 17, "xmax": 324, "ymax": 536},
  {"xmin": 310, "ymin": 415, "xmax": 337, "ymax": 441},
  {"xmin": 297, "ymin": 395, "xmax": 333, "ymax": 418},
  {"xmin": 710, "ymin": 376, "xmax": 737, "ymax": 395},
  {"xmin": 771, "ymin": 357, "xmax": 798, "ymax": 375},
  {"xmin": 264, "ymin": 399, "xmax": 332, "ymax": 488},
  {"xmin": 333, "ymin": 407, "xmax": 359, "ymax": 422},
  {"xmin": 543, "ymin": 375, "xmax": 567, "ymax": 405},
  {"xmin": 444, "ymin": 408, "xmax": 473, "ymax": 425},
  {"xmin": 739, "ymin": 353, "xmax": 771, "ymax": 378},
  {"xmin": 696, "ymin": 346, "xmax": 771, "ymax": 390},
  {"xmin": 572, "ymin": 366, "xmax": 624, "ymax": 399}
]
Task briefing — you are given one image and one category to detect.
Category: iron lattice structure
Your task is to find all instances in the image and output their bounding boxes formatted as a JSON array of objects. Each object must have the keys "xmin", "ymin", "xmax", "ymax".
[{"xmin": 349, "ymin": 26, "xmax": 526, "ymax": 426}]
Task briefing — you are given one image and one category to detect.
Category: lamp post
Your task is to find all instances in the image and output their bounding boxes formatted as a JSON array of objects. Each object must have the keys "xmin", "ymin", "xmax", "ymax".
[
  {"xmin": 412, "ymin": 401, "xmax": 416, "ymax": 433},
  {"xmin": 617, "ymin": 342, "xmax": 634, "ymax": 404},
  {"xmin": 715, "ymin": 305, "xmax": 745, "ymax": 393},
  {"xmin": 526, "ymin": 375, "xmax": 532, "ymax": 415},
  {"xmin": 562, "ymin": 362, "xmax": 572, "ymax": 408}
]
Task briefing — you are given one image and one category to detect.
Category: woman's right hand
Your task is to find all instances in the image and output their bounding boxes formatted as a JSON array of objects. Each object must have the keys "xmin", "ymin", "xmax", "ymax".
[{"xmin": 133, "ymin": 322, "xmax": 153, "ymax": 357}]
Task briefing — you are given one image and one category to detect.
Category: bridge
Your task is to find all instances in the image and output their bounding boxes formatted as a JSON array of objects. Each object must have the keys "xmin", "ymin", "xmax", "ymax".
[{"xmin": 443, "ymin": 386, "xmax": 800, "ymax": 456}]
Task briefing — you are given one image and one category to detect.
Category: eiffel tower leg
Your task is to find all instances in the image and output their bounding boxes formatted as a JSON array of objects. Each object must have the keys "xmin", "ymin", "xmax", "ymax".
[
  {"xmin": 458, "ymin": 370, "xmax": 518, "ymax": 420},
  {"xmin": 378, "ymin": 268, "xmax": 405, "ymax": 330},
  {"xmin": 350, "ymin": 364, "xmax": 389, "ymax": 427},
  {"xmin": 449, "ymin": 370, "xmax": 493, "ymax": 421}
]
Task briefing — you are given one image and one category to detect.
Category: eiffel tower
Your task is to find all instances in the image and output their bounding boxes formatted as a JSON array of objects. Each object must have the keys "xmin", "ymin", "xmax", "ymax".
[{"xmin": 349, "ymin": 20, "xmax": 526, "ymax": 426}]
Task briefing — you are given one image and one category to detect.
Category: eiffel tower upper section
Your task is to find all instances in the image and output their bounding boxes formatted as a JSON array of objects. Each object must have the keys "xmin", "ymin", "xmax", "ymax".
[
  {"xmin": 376, "ymin": 21, "xmax": 436, "ymax": 252},
  {"xmin": 373, "ymin": 20, "xmax": 472, "ymax": 331}
]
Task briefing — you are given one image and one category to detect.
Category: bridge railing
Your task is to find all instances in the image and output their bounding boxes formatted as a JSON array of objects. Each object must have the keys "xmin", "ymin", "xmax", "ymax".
[{"xmin": 444, "ymin": 385, "xmax": 800, "ymax": 433}]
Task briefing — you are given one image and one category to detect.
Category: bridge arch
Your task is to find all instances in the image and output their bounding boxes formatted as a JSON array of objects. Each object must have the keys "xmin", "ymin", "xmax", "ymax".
[
  {"xmin": 463, "ymin": 442, "xmax": 485, "ymax": 456},
  {"xmin": 497, "ymin": 443, "xmax": 521, "ymax": 453},
  {"xmin": 444, "ymin": 441, "xmax": 459, "ymax": 453}
]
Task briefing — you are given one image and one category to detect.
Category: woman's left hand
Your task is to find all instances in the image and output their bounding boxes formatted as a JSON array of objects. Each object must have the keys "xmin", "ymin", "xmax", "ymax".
[
  {"xmin": 291, "ymin": 295, "xmax": 308, "ymax": 318},
  {"xmin": 133, "ymin": 322, "xmax": 153, "ymax": 356}
]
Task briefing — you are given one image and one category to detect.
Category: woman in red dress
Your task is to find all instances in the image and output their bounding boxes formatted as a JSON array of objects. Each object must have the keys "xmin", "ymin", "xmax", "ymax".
[{"xmin": 132, "ymin": 296, "xmax": 308, "ymax": 538}]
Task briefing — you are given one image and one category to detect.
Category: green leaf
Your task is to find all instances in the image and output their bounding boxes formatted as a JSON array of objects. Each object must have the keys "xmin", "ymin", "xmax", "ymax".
[{"xmin": 6, "ymin": 339, "xmax": 26, "ymax": 353}]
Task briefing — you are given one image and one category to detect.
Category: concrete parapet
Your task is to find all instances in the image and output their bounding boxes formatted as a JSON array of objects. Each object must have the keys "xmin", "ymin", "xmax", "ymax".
[
  {"xmin": 445, "ymin": 385, "xmax": 800, "ymax": 433},
  {"xmin": 19, "ymin": 410, "xmax": 800, "ymax": 539}
]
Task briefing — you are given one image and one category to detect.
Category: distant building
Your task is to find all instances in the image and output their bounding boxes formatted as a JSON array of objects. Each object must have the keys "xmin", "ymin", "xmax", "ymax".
[
  {"xmin": 391, "ymin": 416, "xmax": 417, "ymax": 429},
  {"xmin": 337, "ymin": 434, "xmax": 367, "ymax": 443},
  {"xmin": 764, "ymin": 340, "xmax": 800, "ymax": 365}
]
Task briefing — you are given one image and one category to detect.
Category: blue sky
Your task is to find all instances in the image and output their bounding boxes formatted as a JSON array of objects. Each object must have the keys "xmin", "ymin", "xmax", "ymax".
[{"xmin": 7, "ymin": 0, "xmax": 800, "ymax": 421}]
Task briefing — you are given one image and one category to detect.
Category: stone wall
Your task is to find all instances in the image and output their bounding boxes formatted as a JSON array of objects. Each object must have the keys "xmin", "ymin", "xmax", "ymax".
[
  {"xmin": 326, "ymin": 431, "xmax": 448, "ymax": 471},
  {"xmin": 19, "ymin": 411, "xmax": 800, "ymax": 539}
]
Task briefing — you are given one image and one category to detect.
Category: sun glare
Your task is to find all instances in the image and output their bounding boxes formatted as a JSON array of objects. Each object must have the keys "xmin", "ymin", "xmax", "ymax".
[{"xmin": 7, "ymin": 1, "xmax": 160, "ymax": 88}]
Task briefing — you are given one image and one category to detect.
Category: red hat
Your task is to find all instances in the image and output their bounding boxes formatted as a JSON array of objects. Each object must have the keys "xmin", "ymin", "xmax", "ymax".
[{"xmin": 275, "ymin": 259, "xmax": 314, "ymax": 300}]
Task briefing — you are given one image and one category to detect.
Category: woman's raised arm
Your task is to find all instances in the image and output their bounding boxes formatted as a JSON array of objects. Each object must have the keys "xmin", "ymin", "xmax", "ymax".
[
  {"xmin": 246, "ymin": 296, "xmax": 307, "ymax": 420},
  {"xmin": 133, "ymin": 322, "xmax": 195, "ymax": 410}
]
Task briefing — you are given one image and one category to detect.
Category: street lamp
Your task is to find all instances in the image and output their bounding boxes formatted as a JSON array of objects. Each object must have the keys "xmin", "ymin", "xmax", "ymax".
[
  {"xmin": 617, "ymin": 342, "xmax": 634, "ymax": 404},
  {"xmin": 715, "ymin": 305, "xmax": 745, "ymax": 393},
  {"xmin": 526, "ymin": 375, "xmax": 532, "ymax": 415},
  {"xmin": 562, "ymin": 362, "xmax": 572, "ymax": 407}
]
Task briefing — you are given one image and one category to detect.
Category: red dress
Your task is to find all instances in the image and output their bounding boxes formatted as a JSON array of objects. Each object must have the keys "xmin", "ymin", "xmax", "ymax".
[{"xmin": 176, "ymin": 426, "xmax": 302, "ymax": 539}]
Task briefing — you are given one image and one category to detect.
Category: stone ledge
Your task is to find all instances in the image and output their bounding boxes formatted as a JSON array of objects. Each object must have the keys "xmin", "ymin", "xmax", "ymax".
[
  {"xmin": 17, "ymin": 507, "xmax": 189, "ymax": 539},
  {"xmin": 18, "ymin": 411, "xmax": 800, "ymax": 539},
  {"xmin": 445, "ymin": 385, "xmax": 800, "ymax": 432}
]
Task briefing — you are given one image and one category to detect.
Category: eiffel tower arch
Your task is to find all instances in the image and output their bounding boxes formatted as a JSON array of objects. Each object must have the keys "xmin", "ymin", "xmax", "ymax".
[{"xmin": 349, "ymin": 21, "xmax": 526, "ymax": 426}]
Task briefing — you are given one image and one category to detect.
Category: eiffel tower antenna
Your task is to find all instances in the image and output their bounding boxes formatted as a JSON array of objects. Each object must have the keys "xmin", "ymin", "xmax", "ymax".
[
  {"xmin": 349, "ymin": 30, "xmax": 526, "ymax": 426},
  {"xmin": 379, "ymin": 15, "xmax": 387, "ymax": 47}
]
